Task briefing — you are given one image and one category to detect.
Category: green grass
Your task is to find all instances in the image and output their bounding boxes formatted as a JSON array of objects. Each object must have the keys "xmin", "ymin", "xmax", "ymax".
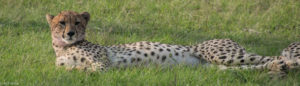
[{"xmin": 1, "ymin": 0, "xmax": 300, "ymax": 85}]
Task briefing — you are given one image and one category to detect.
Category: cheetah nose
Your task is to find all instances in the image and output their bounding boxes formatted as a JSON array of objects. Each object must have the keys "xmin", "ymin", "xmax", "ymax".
[{"xmin": 67, "ymin": 31, "xmax": 75, "ymax": 37}]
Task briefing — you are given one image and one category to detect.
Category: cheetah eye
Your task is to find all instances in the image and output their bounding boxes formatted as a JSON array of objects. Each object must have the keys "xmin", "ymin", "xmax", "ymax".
[
  {"xmin": 59, "ymin": 21, "xmax": 65, "ymax": 25},
  {"xmin": 75, "ymin": 22, "xmax": 80, "ymax": 25}
]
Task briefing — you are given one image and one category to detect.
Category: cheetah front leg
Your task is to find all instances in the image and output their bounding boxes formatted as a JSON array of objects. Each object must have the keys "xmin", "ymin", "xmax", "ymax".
[
  {"xmin": 56, "ymin": 56, "xmax": 110, "ymax": 72},
  {"xmin": 89, "ymin": 61, "xmax": 109, "ymax": 72},
  {"xmin": 68, "ymin": 60, "xmax": 109, "ymax": 72}
]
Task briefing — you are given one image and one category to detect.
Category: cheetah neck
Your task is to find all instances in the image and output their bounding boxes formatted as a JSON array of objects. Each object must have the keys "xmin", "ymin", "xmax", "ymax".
[{"xmin": 51, "ymin": 35, "xmax": 68, "ymax": 47}]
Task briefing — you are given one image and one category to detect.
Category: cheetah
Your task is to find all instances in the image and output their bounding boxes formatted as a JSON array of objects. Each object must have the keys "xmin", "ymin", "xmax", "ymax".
[{"xmin": 46, "ymin": 11, "xmax": 283, "ymax": 73}]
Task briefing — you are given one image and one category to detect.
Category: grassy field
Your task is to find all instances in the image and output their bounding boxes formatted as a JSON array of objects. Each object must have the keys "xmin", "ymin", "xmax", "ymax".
[{"xmin": 1, "ymin": 0, "xmax": 300, "ymax": 85}]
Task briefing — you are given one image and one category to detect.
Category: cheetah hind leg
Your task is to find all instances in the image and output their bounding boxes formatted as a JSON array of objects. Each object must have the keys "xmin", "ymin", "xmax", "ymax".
[
  {"xmin": 267, "ymin": 60, "xmax": 288, "ymax": 78},
  {"xmin": 218, "ymin": 64, "xmax": 287, "ymax": 79},
  {"xmin": 224, "ymin": 59, "xmax": 299, "ymax": 78},
  {"xmin": 268, "ymin": 59, "xmax": 300, "ymax": 78}
]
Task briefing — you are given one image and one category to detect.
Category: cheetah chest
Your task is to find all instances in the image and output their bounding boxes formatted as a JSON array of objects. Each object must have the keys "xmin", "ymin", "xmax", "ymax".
[{"xmin": 55, "ymin": 45, "xmax": 106, "ymax": 70}]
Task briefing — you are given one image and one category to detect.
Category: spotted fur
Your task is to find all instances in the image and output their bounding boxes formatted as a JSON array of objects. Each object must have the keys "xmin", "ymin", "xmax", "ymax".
[
  {"xmin": 46, "ymin": 11, "xmax": 288, "ymax": 74},
  {"xmin": 277, "ymin": 42, "xmax": 300, "ymax": 75}
]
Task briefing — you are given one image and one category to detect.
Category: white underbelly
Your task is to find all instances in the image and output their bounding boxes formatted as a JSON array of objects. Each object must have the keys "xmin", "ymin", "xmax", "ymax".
[{"xmin": 108, "ymin": 52, "xmax": 208, "ymax": 67}]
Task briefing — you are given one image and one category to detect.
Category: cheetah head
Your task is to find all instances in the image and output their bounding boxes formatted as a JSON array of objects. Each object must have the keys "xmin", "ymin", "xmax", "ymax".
[{"xmin": 46, "ymin": 11, "xmax": 90, "ymax": 47}]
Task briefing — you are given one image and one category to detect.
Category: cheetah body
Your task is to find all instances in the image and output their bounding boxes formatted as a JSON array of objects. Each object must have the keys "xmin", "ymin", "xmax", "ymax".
[
  {"xmin": 53, "ymin": 38, "xmax": 259, "ymax": 70},
  {"xmin": 53, "ymin": 40, "xmax": 206, "ymax": 70}
]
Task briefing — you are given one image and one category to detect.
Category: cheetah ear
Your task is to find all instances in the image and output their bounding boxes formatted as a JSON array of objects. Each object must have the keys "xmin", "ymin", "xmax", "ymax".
[
  {"xmin": 46, "ymin": 14, "xmax": 54, "ymax": 25},
  {"xmin": 81, "ymin": 12, "xmax": 90, "ymax": 23}
]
